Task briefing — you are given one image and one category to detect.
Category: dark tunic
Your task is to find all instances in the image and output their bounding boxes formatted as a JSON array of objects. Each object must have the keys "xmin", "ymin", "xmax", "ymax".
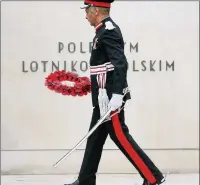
[{"xmin": 89, "ymin": 17, "xmax": 131, "ymax": 107}]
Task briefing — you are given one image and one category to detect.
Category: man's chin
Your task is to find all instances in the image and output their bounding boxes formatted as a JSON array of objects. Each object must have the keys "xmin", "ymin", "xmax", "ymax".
[{"xmin": 88, "ymin": 21, "xmax": 94, "ymax": 26}]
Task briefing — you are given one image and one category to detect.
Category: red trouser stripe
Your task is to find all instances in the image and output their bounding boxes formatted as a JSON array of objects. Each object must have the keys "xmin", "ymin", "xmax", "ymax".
[{"xmin": 111, "ymin": 113, "xmax": 157, "ymax": 184}]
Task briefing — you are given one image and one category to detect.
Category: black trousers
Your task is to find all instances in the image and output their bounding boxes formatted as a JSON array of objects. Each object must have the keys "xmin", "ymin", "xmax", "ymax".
[{"xmin": 78, "ymin": 106, "xmax": 164, "ymax": 185}]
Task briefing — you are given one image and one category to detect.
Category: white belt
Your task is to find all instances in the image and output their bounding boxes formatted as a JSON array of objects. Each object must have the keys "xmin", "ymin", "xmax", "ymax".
[
  {"xmin": 90, "ymin": 62, "xmax": 114, "ymax": 75},
  {"xmin": 90, "ymin": 62, "xmax": 114, "ymax": 88}
]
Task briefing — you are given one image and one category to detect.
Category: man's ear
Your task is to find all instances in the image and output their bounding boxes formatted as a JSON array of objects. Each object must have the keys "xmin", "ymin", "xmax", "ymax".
[{"xmin": 95, "ymin": 7, "xmax": 99, "ymax": 15}]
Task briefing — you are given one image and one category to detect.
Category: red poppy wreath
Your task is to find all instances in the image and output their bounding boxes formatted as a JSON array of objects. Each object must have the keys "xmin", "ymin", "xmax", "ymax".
[{"xmin": 45, "ymin": 70, "xmax": 91, "ymax": 97}]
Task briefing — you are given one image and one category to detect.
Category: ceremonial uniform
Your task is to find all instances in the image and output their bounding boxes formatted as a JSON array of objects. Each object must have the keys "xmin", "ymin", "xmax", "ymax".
[
  {"xmin": 65, "ymin": 1, "xmax": 165, "ymax": 185},
  {"xmin": 90, "ymin": 17, "xmax": 131, "ymax": 107}
]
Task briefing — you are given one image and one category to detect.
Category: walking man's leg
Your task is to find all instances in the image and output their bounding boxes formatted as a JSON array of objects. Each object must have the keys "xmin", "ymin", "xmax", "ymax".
[
  {"xmin": 65, "ymin": 106, "xmax": 108, "ymax": 185},
  {"xmin": 106, "ymin": 108, "xmax": 164, "ymax": 185}
]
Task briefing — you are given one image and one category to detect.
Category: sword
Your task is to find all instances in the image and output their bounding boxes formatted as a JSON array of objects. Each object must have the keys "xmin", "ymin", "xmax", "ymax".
[
  {"xmin": 53, "ymin": 89, "xmax": 130, "ymax": 168},
  {"xmin": 53, "ymin": 109, "xmax": 112, "ymax": 168}
]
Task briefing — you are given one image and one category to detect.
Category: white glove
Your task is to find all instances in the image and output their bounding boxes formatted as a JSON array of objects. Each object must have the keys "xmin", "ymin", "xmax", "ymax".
[
  {"xmin": 98, "ymin": 88, "xmax": 109, "ymax": 117},
  {"xmin": 108, "ymin": 93, "xmax": 123, "ymax": 111}
]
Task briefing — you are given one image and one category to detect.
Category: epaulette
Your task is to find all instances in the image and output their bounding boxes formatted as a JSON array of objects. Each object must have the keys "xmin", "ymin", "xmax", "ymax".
[{"xmin": 105, "ymin": 21, "xmax": 116, "ymax": 30}]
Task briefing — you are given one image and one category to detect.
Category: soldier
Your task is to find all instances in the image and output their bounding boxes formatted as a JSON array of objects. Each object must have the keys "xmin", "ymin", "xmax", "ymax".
[{"xmin": 65, "ymin": 0, "xmax": 165, "ymax": 185}]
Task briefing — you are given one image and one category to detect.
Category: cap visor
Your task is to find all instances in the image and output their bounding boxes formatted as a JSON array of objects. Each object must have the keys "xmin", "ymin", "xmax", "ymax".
[{"xmin": 80, "ymin": 4, "xmax": 90, "ymax": 9}]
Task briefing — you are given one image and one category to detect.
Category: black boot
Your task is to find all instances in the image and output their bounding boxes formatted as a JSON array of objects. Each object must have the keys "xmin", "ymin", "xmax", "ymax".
[
  {"xmin": 142, "ymin": 181, "xmax": 150, "ymax": 185},
  {"xmin": 64, "ymin": 179, "xmax": 79, "ymax": 185},
  {"xmin": 142, "ymin": 177, "xmax": 166, "ymax": 185}
]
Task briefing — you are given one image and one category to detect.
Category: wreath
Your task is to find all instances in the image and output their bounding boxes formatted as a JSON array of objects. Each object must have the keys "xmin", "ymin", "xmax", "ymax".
[{"xmin": 45, "ymin": 70, "xmax": 91, "ymax": 97}]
